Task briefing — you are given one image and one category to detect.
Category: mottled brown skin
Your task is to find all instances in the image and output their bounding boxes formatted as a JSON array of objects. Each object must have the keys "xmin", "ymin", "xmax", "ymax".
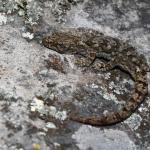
[{"xmin": 42, "ymin": 27, "xmax": 148, "ymax": 126}]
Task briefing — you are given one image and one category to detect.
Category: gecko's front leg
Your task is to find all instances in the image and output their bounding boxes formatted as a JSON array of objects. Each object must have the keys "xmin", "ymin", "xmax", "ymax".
[
  {"xmin": 92, "ymin": 61, "xmax": 114, "ymax": 72},
  {"xmin": 90, "ymin": 51, "xmax": 115, "ymax": 72}
]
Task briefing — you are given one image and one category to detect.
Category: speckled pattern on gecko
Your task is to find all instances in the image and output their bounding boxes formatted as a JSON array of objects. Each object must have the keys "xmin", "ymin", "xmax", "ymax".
[{"xmin": 42, "ymin": 27, "xmax": 148, "ymax": 126}]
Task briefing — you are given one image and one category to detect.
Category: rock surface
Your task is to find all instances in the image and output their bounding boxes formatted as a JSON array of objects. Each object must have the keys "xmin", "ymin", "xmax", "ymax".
[{"xmin": 0, "ymin": 0, "xmax": 150, "ymax": 150}]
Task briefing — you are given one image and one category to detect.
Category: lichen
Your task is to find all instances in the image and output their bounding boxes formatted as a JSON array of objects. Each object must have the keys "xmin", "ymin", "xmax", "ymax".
[
  {"xmin": 30, "ymin": 97, "xmax": 67, "ymax": 121},
  {"xmin": 124, "ymin": 113, "xmax": 142, "ymax": 130},
  {"xmin": 45, "ymin": 122, "xmax": 56, "ymax": 129},
  {"xmin": 22, "ymin": 31, "xmax": 34, "ymax": 39},
  {"xmin": 0, "ymin": 13, "xmax": 7, "ymax": 25},
  {"xmin": 47, "ymin": 0, "xmax": 84, "ymax": 23}
]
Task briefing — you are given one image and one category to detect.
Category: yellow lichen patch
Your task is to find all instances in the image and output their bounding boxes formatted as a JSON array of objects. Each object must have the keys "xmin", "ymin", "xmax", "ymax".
[{"xmin": 32, "ymin": 144, "xmax": 40, "ymax": 150}]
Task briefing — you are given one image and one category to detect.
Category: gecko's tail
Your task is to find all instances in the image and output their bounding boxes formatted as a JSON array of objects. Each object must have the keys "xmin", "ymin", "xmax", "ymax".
[{"xmin": 70, "ymin": 73, "xmax": 148, "ymax": 126}]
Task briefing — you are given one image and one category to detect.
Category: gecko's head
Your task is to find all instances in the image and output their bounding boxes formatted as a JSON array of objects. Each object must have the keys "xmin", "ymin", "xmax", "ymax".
[
  {"xmin": 42, "ymin": 34, "xmax": 65, "ymax": 54},
  {"xmin": 42, "ymin": 32, "xmax": 77, "ymax": 54}
]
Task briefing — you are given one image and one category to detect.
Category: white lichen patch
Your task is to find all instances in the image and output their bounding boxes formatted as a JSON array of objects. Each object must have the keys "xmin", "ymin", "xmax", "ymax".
[
  {"xmin": 97, "ymin": 86, "xmax": 118, "ymax": 102},
  {"xmin": 85, "ymin": 80, "xmax": 119, "ymax": 103},
  {"xmin": 109, "ymin": 81, "xmax": 123, "ymax": 95},
  {"xmin": 18, "ymin": 9, "xmax": 25, "ymax": 16},
  {"xmin": 30, "ymin": 97, "xmax": 45, "ymax": 113},
  {"xmin": 109, "ymin": 78, "xmax": 134, "ymax": 95},
  {"xmin": 53, "ymin": 142, "xmax": 61, "ymax": 148},
  {"xmin": 105, "ymin": 72, "xmax": 111, "ymax": 80},
  {"xmin": 45, "ymin": 122, "xmax": 56, "ymax": 129},
  {"xmin": 31, "ymin": 97, "xmax": 67, "ymax": 121},
  {"xmin": 25, "ymin": 0, "xmax": 43, "ymax": 24},
  {"xmin": 104, "ymin": 92, "xmax": 117, "ymax": 101},
  {"xmin": 22, "ymin": 32, "xmax": 34, "ymax": 39},
  {"xmin": 0, "ymin": 13, "xmax": 7, "ymax": 25},
  {"xmin": 124, "ymin": 113, "xmax": 142, "ymax": 130},
  {"xmin": 90, "ymin": 83, "xmax": 99, "ymax": 89},
  {"xmin": 138, "ymin": 103, "xmax": 149, "ymax": 113},
  {"xmin": 122, "ymin": 78, "xmax": 133, "ymax": 84},
  {"xmin": 48, "ymin": 106, "xmax": 67, "ymax": 121}
]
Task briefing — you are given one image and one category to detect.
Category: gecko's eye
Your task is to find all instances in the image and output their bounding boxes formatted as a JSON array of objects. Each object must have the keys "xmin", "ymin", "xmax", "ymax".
[{"xmin": 56, "ymin": 43, "xmax": 67, "ymax": 53}]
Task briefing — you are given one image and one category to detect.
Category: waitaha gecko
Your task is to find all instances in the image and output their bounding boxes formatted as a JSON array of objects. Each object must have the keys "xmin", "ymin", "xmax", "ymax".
[{"xmin": 42, "ymin": 27, "xmax": 148, "ymax": 126}]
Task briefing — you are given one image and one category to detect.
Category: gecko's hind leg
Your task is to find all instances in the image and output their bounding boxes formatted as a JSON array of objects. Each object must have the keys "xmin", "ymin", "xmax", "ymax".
[{"xmin": 75, "ymin": 51, "xmax": 96, "ymax": 67}]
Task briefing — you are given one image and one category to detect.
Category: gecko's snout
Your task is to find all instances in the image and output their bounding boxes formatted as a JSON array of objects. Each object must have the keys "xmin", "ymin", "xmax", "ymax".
[{"xmin": 42, "ymin": 36, "xmax": 64, "ymax": 53}]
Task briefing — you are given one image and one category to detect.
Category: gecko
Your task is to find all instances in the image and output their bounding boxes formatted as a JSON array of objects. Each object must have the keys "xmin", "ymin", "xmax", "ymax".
[{"xmin": 42, "ymin": 27, "xmax": 148, "ymax": 126}]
